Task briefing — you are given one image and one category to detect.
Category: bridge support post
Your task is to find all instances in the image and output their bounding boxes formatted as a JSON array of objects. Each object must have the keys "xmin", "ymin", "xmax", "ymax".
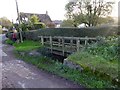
[
  {"xmin": 62, "ymin": 37, "xmax": 65, "ymax": 56},
  {"xmin": 50, "ymin": 36, "xmax": 53, "ymax": 53},
  {"xmin": 41, "ymin": 36, "xmax": 44, "ymax": 45},
  {"xmin": 70, "ymin": 38, "xmax": 73, "ymax": 50},
  {"xmin": 58, "ymin": 38, "xmax": 61, "ymax": 47},
  {"xmin": 77, "ymin": 39, "xmax": 80, "ymax": 52},
  {"xmin": 85, "ymin": 36, "xmax": 88, "ymax": 47}
]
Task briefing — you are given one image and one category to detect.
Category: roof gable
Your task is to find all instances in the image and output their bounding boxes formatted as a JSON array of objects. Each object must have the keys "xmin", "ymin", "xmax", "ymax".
[{"xmin": 20, "ymin": 12, "xmax": 52, "ymax": 24}]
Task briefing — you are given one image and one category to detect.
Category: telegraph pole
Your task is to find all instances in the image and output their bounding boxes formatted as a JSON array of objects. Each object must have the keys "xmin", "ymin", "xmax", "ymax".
[{"xmin": 15, "ymin": 0, "xmax": 23, "ymax": 42}]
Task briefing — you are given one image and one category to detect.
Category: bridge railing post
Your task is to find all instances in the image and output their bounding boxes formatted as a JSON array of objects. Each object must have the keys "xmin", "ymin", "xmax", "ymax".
[
  {"xmin": 41, "ymin": 36, "xmax": 44, "ymax": 45},
  {"xmin": 77, "ymin": 39, "xmax": 80, "ymax": 52},
  {"xmin": 50, "ymin": 36, "xmax": 53, "ymax": 53},
  {"xmin": 62, "ymin": 37, "xmax": 65, "ymax": 56},
  {"xmin": 70, "ymin": 37, "xmax": 73, "ymax": 50},
  {"xmin": 85, "ymin": 36, "xmax": 88, "ymax": 47},
  {"xmin": 58, "ymin": 38, "xmax": 61, "ymax": 47}
]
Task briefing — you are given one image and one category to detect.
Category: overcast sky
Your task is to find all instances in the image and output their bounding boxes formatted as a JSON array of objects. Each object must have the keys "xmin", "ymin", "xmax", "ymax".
[{"xmin": 0, "ymin": 0, "xmax": 119, "ymax": 22}]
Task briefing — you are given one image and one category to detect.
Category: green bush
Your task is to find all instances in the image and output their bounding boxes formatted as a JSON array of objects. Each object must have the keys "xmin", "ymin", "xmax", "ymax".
[
  {"xmin": 14, "ymin": 23, "xmax": 46, "ymax": 32},
  {"xmin": 5, "ymin": 39, "xmax": 14, "ymax": 45},
  {"xmin": 6, "ymin": 26, "xmax": 118, "ymax": 41},
  {"xmin": 36, "ymin": 26, "xmax": 117, "ymax": 37},
  {"xmin": 67, "ymin": 36, "xmax": 119, "ymax": 84},
  {"xmin": 87, "ymin": 36, "xmax": 119, "ymax": 61}
]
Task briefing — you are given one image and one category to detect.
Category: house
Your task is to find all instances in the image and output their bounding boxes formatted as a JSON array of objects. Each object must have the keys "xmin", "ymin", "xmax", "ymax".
[
  {"xmin": 53, "ymin": 20, "xmax": 62, "ymax": 28},
  {"xmin": 2, "ymin": 27, "xmax": 8, "ymax": 32},
  {"xmin": 19, "ymin": 12, "xmax": 55, "ymax": 28},
  {"xmin": 78, "ymin": 23, "xmax": 88, "ymax": 28}
]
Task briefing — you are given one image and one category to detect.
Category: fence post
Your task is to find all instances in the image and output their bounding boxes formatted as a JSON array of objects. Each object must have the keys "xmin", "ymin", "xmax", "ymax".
[
  {"xmin": 58, "ymin": 38, "xmax": 61, "ymax": 47},
  {"xmin": 85, "ymin": 36, "xmax": 88, "ymax": 46},
  {"xmin": 41, "ymin": 36, "xmax": 44, "ymax": 45},
  {"xmin": 70, "ymin": 37, "xmax": 73, "ymax": 50},
  {"xmin": 62, "ymin": 37, "xmax": 65, "ymax": 56},
  {"xmin": 77, "ymin": 39, "xmax": 80, "ymax": 52},
  {"xmin": 50, "ymin": 36, "xmax": 53, "ymax": 53}
]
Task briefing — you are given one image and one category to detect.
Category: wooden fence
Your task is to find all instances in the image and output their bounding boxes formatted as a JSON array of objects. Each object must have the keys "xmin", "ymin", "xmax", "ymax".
[{"xmin": 38, "ymin": 36, "xmax": 96, "ymax": 56}]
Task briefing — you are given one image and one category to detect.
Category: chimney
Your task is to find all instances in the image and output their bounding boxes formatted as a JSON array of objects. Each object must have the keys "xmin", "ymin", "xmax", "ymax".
[{"xmin": 46, "ymin": 11, "xmax": 48, "ymax": 15}]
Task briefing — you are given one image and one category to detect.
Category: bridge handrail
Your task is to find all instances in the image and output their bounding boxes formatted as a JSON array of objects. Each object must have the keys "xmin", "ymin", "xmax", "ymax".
[{"xmin": 38, "ymin": 36, "xmax": 97, "ymax": 56}]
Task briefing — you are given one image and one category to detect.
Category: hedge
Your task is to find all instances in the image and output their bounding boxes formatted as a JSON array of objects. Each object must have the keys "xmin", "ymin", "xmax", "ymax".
[
  {"xmin": 37, "ymin": 26, "xmax": 117, "ymax": 37},
  {"xmin": 6, "ymin": 26, "xmax": 118, "ymax": 41}
]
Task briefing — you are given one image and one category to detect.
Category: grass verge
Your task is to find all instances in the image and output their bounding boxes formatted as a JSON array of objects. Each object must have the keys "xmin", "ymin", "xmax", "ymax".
[
  {"xmin": 15, "ymin": 53, "xmax": 117, "ymax": 88},
  {"xmin": 6, "ymin": 39, "xmax": 43, "ymax": 51},
  {"xmin": 13, "ymin": 40, "xmax": 117, "ymax": 88},
  {"xmin": 67, "ymin": 36, "xmax": 119, "ymax": 86}
]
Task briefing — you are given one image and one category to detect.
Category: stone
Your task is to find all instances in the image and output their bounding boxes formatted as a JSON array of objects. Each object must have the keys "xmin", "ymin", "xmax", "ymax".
[
  {"xmin": 19, "ymin": 52, "xmax": 25, "ymax": 56},
  {"xmin": 63, "ymin": 58, "xmax": 83, "ymax": 72},
  {"xmin": 28, "ymin": 50, "xmax": 41, "ymax": 56}
]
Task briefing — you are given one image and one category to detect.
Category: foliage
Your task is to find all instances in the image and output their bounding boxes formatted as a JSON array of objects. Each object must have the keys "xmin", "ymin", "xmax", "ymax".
[
  {"xmin": 5, "ymin": 39, "xmax": 14, "ymax": 45},
  {"xmin": 13, "ymin": 40, "xmax": 43, "ymax": 51},
  {"xmin": 87, "ymin": 36, "xmax": 119, "ymax": 61},
  {"xmin": 97, "ymin": 16, "xmax": 114, "ymax": 25},
  {"xmin": 29, "ymin": 15, "xmax": 40, "ymax": 25},
  {"xmin": 0, "ymin": 17, "xmax": 12, "ymax": 28},
  {"xmin": 12, "ymin": 38, "xmax": 118, "ymax": 88},
  {"xmin": 33, "ymin": 23, "xmax": 46, "ymax": 29},
  {"xmin": 14, "ymin": 50, "xmax": 116, "ymax": 88},
  {"xmin": 6, "ymin": 26, "xmax": 118, "ymax": 41},
  {"xmin": 15, "ymin": 15, "xmax": 46, "ymax": 31},
  {"xmin": 60, "ymin": 19, "xmax": 75, "ymax": 27},
  {"xmin": 20, "ymin": 23, "xmax": 46, "ymax": 31},
  {"xmin": 65, "ymin": 0, "xmax": 114, "ymax": 27},
  {"xmin": 68, "ymin": 36, "xmax": 119, "ymax": 84},
  {"xmin": 27, "ymin": 15, "xmax": 46, "ymax": 30}
]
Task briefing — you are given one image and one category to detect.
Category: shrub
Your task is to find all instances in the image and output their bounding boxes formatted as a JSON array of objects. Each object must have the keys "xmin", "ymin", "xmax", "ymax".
[
  {"xmin": 67, "ymin": 36, "xmax": 119, "ymax": 85},
  {"xmin": 6, "ymin": 26, "xmax": 118, "ymax": 41},
  {"xmin": 5, "ymin": 39, "xmax": 14, "ymax": 45},
  {"xmin": 33, "ymin": 23, "xmax": 46, "ymax": 29}
]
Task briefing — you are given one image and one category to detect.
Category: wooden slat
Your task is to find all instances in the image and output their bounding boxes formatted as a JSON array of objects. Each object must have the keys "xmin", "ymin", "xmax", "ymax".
[
  {"xmin": 38, "ymin": 35, "xmax": 97, "ymax": 56},
  {"xmin": 38, "ymin": 36, "xmax": 96, "ymax": 40}
]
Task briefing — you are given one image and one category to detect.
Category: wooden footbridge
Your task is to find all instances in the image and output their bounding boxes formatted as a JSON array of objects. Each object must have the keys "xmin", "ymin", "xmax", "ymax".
[{"xmin": 38, "ymin": 36, "xmax": 97, "ymax": 57}]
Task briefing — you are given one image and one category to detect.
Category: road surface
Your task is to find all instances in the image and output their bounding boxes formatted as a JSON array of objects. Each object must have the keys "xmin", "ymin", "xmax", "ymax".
[{"xmin": 1, "ymin": 34, "xmax": 84, "ymax": 89}]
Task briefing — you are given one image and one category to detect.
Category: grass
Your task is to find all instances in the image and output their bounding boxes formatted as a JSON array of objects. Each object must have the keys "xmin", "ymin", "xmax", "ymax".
[
  {"xmin": 6, "ymin": 39, "xmax": 43, "ymax": 51},
  {"xmin": 5, "ymin": 39, "xmax": 14, "ymax": 45},
  {"xmin": 68, "ymin": 51, "xmax": 118, "ymax": 80},
  {"xmin": 67, "ymin": 36, "xmax": 119, "ymax": 84},
  {"xmin": 15, "ymin": 53, "xmax": 116, "ymax": 88},
  {"xmin": 13, "ymin": 39, "xmax": 118, "ymax": 88}
]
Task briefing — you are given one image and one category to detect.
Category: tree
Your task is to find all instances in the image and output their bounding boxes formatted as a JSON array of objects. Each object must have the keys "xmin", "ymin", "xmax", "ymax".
[
  {"xmin": 18, "ymin": 15, "xmax": 46, "ymax": 31},
  {"xmin": 29, "ymin": 15, "xmax": 40, "ymax": 25},
  {"xmin": 60, "ymin": 19, "xmax": 75, "ymax": 27},
  {"xmin": 65, "ymin": 0, "xmax": 114, "ymax": 27},
  {"xmin": 97, "ymin": 16, "xmax": 114, "ymax": 25},
  {"xmin": 0, "ymin": 17, "xmax": 12, "ymax": 28}
]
